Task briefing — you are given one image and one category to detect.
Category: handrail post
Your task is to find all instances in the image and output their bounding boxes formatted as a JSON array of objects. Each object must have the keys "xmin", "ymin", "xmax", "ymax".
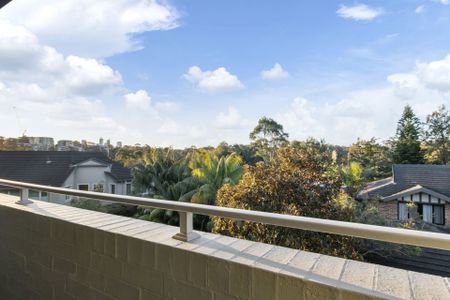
[
  {"xmin": 16, "ymin": 188, "xmax": 33, "ymax": 205},
  {"xmin": 173, "ymin": 212, "xmax": 200, "ymax": 242}
]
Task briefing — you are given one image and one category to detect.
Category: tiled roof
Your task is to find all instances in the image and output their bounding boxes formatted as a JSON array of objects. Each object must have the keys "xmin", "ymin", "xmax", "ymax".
[
  {"xmin": 357, "ymin": 164, "xmax": 450, "ymax": 201},
  {"xmin": 0, "ymin": 151, "xmax": 132, "ymax": 186}
]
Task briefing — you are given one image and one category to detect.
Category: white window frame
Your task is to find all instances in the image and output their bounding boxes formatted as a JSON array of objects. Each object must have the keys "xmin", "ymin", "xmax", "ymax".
[{"xmin": 398, "ymin": 202, "xmax": 408, "ymax": 220}]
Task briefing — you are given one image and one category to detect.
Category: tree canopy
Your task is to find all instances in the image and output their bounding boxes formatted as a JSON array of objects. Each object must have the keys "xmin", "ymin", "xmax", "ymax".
[
  {"xmin": 424, "ymin": 105, "xmax": 450, "ymax": 164},
  {"xmin": 212, "ymin": 146, "xmax": 362, "ymax": 259},
  {"xmin": 393, "ymin": 105, "xmax": 424, "ymax": 164}
]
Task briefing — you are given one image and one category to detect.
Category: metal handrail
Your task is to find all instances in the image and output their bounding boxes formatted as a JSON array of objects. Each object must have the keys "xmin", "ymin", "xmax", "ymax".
[{"xmin": 0, "ymin": 178, "xmax": 449, "ymax": 250}]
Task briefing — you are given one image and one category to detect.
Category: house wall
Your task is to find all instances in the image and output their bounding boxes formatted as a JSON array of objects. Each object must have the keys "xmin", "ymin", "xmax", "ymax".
[
  {"xmin": 375, "ymin": 200, "xmax": 450, "ymax": 228},
  {"xmin": 446, "ymin": 205, "xmax": 450, "ymax": 228},
  {"xmin": 374, "ymin": 201, "xmax": 398, "ymax": 222},
  {"xmin": 48, "ymin": 161, "xmax": 131, "ymax": 204}
]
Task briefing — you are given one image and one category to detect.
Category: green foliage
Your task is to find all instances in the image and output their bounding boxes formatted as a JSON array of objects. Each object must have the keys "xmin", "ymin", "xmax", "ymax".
[
  {"xmin": 114, "ymin": 145, "xmax": 146, "ymax": 167},
  {"xmin": 131, "ymin": 147, "xmax": 244, "ymax": 230},
  {"xmin": 189, "ymin": 150, "xmax": 244, "ymax": 205},
  {"xmin": 212, "ymin": 146, "xmax": 362, "ymax": 259},
  {"xmin": 340, "ymin": 162, "xmax": 364, "ymax": 196},
  {"xmin": 393, "ymin": 105, "xmax": 424, "ymax": 164},
  {"xmin": 0, "ymin": 136, "xmax": 32, "ymax": 151},
  {"xmin": 132, "ymin": 148, "xmax": 199, "ymax": 225},
  {"xmin": 250, "ymin": 117, "xmax": 289, "ymax": 161},
  {"xmin": 348, "ymin": 138, "xmax": 392, "ymax": 180},
  {"xmin": 71, "ymin": 198, "xmax": 107, "ymax": 213},
  {"xmin": 424, "ymin": 105, "xmax": 450, "ymax": 164}
]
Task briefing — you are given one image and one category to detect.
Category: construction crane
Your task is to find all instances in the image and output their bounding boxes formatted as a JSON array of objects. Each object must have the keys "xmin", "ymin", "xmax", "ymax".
[{"xmin": 12, "ymin": 106, "xmax": 27, "ymax": 137}]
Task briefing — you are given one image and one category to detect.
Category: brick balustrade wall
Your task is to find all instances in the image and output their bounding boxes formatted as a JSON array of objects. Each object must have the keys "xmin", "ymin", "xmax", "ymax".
[{"xmin": 0, "ymin": 194, "xmax": 449, "ymax": 300}]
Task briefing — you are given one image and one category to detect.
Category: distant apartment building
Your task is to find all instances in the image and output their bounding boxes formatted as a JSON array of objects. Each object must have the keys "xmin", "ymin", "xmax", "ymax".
[
  {"xmin": 56, "ymin": 140, "xmax": 83, "ymax": 152},
  {"xmin": 26, "ymin": 136, "xmax": 54, "ymax": 151},
  {"xmin": 0, "ymin": 151, "xmax": 133, "ymax": 204}
]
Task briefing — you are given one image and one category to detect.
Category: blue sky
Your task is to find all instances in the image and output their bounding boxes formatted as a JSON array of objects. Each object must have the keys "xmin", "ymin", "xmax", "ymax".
[{"xmin": 0, "ymin": 1, "xmax": 449, "ymax": 147}]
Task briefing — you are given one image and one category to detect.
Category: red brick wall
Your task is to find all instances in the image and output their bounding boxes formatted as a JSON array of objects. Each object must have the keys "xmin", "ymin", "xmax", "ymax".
[
  {"xmin": 445, "ymin": 204, "xmax": 450, "ymax": 228},
  {"xmin": 374, "ymin": 201, "xmax": 398, "ymax": 223}
]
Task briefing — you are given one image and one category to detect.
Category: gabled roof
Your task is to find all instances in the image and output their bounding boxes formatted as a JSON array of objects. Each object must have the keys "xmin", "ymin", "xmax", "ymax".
[
  {"xmin": 358, "ymin": 164, "xmax": 450, "ymax": 202},
  {"xmin": 382, "ymin": 185, "xmax": 450, "ymax": 202},
  {"xmin": 0, "ymin": 151, "xmax": 132, "ymax": 186}
]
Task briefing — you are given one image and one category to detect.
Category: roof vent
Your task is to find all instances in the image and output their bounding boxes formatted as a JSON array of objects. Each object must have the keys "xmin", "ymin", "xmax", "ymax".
[{"xmin": 46, "ymin": 160, "xmax": 52, "ymax": 164}]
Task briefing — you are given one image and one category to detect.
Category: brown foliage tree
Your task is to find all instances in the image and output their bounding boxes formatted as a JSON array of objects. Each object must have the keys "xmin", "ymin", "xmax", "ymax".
[{"xmin": 212, "ymin": 147, "xmax": 361, "ymax": 259}]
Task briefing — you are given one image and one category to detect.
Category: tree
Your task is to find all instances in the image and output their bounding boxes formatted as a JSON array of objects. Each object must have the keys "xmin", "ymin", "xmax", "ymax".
[
  {"xmin": 189, "ymin": 150, "xmax": 244, "ymax": 206},
  {"xmin": 0, "ymin": 137, "xmax": 31, "ymax": 151},
  {"xmin": 114, "ymin": 145, "xmax": 146, "ymax": 167},
  {"xmin": 231, "ymin": 144, "xmax": 263, "ymax": 166},
  {"xmin": 188, "ymin": 150, "xmax": 244, "ymax": 230},
  {"xmin": 340, "ymin": 162, "xmax": 364, "ymax": 196},
  {"xmin": 424, "ymin": 105, "xmax": 450, "ymax": 164},
  {"xmin": 393, "ymin": 105, "xmax": 424, "ymax": 164},
  {"xmin": 347, "ymin": 138, "xmax": 392, "ymax": 180},
  {"xmin": 212, "ymin": 147, "xmax": 361, "ymax": 259},
  {"xmin": 133, "ymin": 148, "xmax": 199, "ymax": 226},
  {"xmin": 249, "ymin": 117, "xmax": 289, "ymax": 161}
]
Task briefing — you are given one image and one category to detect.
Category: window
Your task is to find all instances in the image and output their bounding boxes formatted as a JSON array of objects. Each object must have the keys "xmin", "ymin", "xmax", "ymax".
[
  {"xmin": 78, "ymin": 184, "xmax": 89, "ymax": 191},
  {"xmin": 433, "ymin": 205, "xmax": 445, "ymax": 225},
  {"xmin": 126, "ymin": 183, "xmax": 132, "ymax": 195},
  {"xmin": 110, "ymin": 184, "xmax": 116, "ymax": 194},
  {"xmin": 404, "ymin": 201, "xmax": 446, "ymax": 225},
  {"xmin": 422, "ymin": 204, "xmax": 432, "ymax": 223},
  {"xmin": 398, "ymin": 203, "xmax": 408, "ymax": 220}
]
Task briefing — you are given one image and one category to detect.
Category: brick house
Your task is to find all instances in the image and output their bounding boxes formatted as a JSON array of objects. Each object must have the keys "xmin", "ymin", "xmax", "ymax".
[{"xmin": 357, "ymin": 164, "xmax": 450, "ymax": 227}]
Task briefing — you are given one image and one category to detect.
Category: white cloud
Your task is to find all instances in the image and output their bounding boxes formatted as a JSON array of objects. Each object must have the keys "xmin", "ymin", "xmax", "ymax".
[
  {"xmin": 124, "ymin": 90, "xmax": 151, "ymax": 109},
  {"xmin": 280, "ymin": 55, "xmax": 450, "ymax": 144},
  {"xmin": 415, "ymin": 5, "xmax": 425, "ymax": 13},
  {"xmin": 337, "ymin": 4, "xmax": 383, "ymax": 21},
  {"xmin": 64, "ymin": 56, "xmax": 122, "ymax": 96},
  {"xmin": 183, "ymin": 66, "xmax": 244, "ymax": 93},
  {"xmin": 157, "ymin": 120, "xmax": 181, "ymax": 134},
  {"xmin": 0, "ymin": 20, "xmax": 139, "ymax": 141},
  {"xmin": 261, "ymin": 63, "xmax": 290, "ymax": 80},
  {"xmin": 0, "ymin": 0, "xmax": 180, "ymax": 58},
  {"xmin": 440, "ymin": 0, "xmax": 450, "ymax": 5},
  {"xmin": 416, "ymin": 55, "xmax": 450, "ymax": 91},
  {"xmin": 215, "ymin": 106, "xmax": 246, "ymax": 129},
  {"xmin": 386, "ymin": 54, "xmax": 450, "ymax": 93},
  {"xmin": 155, "ymin": 101, "xmax": 180, "ymax": 112}
]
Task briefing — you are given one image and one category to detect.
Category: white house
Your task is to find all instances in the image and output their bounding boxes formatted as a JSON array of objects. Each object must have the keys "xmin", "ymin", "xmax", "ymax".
[{"xmin": 0, "ymin": 151, "xmax": 132, "ymax": 204}]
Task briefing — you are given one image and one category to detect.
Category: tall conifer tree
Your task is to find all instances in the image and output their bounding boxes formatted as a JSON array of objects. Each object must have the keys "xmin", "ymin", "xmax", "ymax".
[{"xmin": 393, "ymin": 105, "xmax": 424, "ymax": 164}]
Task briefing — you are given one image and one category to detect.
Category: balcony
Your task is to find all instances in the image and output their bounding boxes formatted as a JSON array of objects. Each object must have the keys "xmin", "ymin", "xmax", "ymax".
[{"xmin": 0, "ymin": 181, "xmax": 449, "ymax": 300}]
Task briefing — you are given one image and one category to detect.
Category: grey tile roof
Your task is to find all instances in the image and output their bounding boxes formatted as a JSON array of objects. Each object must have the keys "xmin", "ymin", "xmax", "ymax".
[
  {"xmin": 0, "ymin": 151, "xmax": 132, "ymax": 187},
  {"xmin": 358, "ymin": 164, "xmax": 450, "ymax": 200}
]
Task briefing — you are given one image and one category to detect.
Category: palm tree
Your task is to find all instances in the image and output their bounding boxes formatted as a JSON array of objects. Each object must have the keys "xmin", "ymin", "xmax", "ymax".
[
  {"xmin": 133, "ymin": 148, "xmax": 200, "ymax": 225},
  {"xmin": 189, "ymin": 151, "xmax": 244, "ymax": 205}
]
